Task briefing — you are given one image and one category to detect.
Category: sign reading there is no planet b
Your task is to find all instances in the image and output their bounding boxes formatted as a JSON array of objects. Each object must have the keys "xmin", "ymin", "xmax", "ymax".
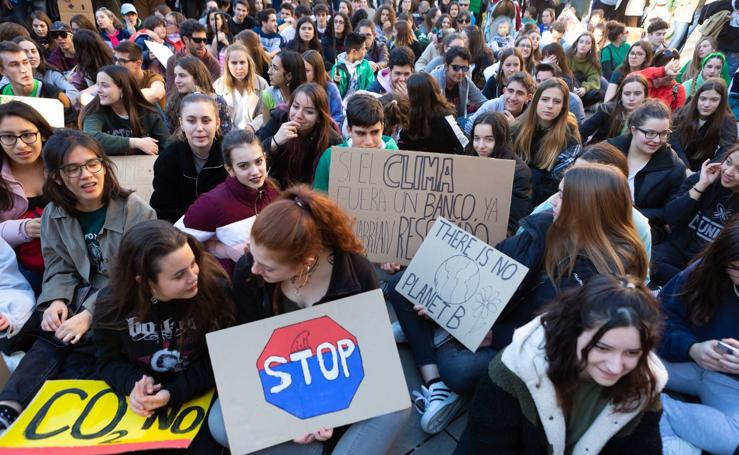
[{"xmin": 395, "ymin": 217, "xmax": 529, "ymax": 352}]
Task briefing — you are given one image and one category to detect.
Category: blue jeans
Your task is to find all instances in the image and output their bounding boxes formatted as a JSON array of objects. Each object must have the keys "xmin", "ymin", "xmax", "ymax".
[
  {"xmin": 660, "ymin": 360, "xmax": 739, "ymax": 455},
  {"xmin": 388, "ymin": 272, "xmax": 498, "ymax": 395},
  {"xmin": 208, "ymin": 399, "xmax": 411, "ymax": 454}
]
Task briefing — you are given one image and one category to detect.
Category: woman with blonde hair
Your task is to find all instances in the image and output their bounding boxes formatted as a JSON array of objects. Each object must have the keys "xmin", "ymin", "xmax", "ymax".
[
  {"xmin": 95, "ymin": 7, "xmax": 130, "ymax": 47},
  {"xmin": 213, "ymin": 44, "xmax": 268, "ymax": 130},
  {"xmin": 512, "ymin": 78, "xmax": 581, "ymax": 205},
  {"xmin": 235, "ymin": 29, "xmax": 271, "ymax": 81}
]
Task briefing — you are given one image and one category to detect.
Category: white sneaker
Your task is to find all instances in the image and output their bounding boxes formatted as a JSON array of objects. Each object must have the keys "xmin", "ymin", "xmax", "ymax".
[
  {"xmin": 412, "ymin": 381, "xmax": 466, "ymax": 434},
  {"xmin": 392, "ymin": 321, "xmax": 407, "ymax": 343}
]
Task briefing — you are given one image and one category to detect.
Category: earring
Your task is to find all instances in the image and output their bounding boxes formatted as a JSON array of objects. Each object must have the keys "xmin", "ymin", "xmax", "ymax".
[{"xmin": 151, "ymin": 296, "xmax": 159, "ymax": 305}]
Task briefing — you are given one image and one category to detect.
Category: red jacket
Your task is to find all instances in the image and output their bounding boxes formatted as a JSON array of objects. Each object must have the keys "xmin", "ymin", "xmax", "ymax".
[{"xmin": 636, "ymin": 66, "xmax": 686, "ymax": 112}]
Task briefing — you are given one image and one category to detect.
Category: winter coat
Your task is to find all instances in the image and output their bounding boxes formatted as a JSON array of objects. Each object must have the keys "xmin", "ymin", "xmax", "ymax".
[
  {"xmin": 150, "ymin": 138, "xmax": 227, "ymax": 222},
  {"xmin": 0, "ymin": 238, "xmax": 34, "ymax": 338},
  {"xmin": 38, "ymin": 193, "xmax": 155, "ymax": 313},
  {"xmin": 398, "ymin": 114, "xmax": 469, "ymax": 155},
  {"xmin": 430, "ymin": 66, "xmax": 487, "ymax": 118},
  {"xmin": 464, "ymin": 316, "xmax": 666, "ymax": 454},
  {"xmin": 0, "ymin": 160, "xmax": 47, "ymax": 248},
  {"xmin": 330, "ymin": 54, "xmax": 376, "ymax": 98},
  {"xmin": 607, "ymin": 134, "xmax": 687, "ymax": 230},
  {"xmin": 213, "ymin": 75, "xmax": 269, "ymax": 130},
  {"xmin": 636, "ymin": 66, "xmax": 686, "ymax": 112}
]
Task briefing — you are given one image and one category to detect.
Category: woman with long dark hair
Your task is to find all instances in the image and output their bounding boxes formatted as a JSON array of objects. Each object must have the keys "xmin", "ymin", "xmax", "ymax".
[
  {"xmin": 482, "ymin": 46, "xmax": 523, "ymax": 99},
  {"xmin": 79, "ymin": 65, "xmax": 169, "ymax": 156},
  {"xmin": 207, "ymin": 185, "xmax": 410, "ymax": 452},
  {"xmin": 398, "ymin": 72, "xmax": 467, "ymax": 155},
  {"xmin": 206, "ymin": 8, "xmax": 232, "ymax": 63},
  {"xmin": 257, "ymin": 82, "xmax": 342, "ymax": 187},
  {"xmin": 671, "ymin": 79, "xmax": 737, "ymax": 172},
  {"xmin": 286, "ymin": 16, "xmax": 335, "ymax": 68},
  {"xmin": 0, "ymin": 102, "xmax": 54, "ymax": 292},
  {"xmin": 580, "ymin": 74, "xmax": 648, "ymax": 144},
  {"xmin": 30, "ymin": 11, "xmax": 54, "ymax": 54},
  {"xmin": 465, "ymin": 25, "xmax": 494, "ymax": 89},
  {"xmin": 331, "ymin": 12, "xmax": 352, "ymax": 55},
  {"xmin": 94, "ymin": 220, "xmax": 236, "ymax": 452},
  {"xmin": 302, "ymin": 50, "xmax": 344, "ymax": 126},
  {"xmin": 541, "ymin": 42, "xmax": 575, "ymax": 90},
  {"xmin": 0, "ymin": 129, "xmax": 155, "ymax": 432},
  {"xmin": 658, "ymin": 218, "xmax": 739, "ymax": 454},
  {"xmin": 461, "ymin": 273, "xmax": 665, "ymax": 452},
  {"xmin": 261, "ymin": 50, "xmax": 306, "ymax": 124},
  {"xmin": 511, "ymin": 78, "xmax": 581, "ymax": 205},
  {"xmin": 566, "ymin": 32, "xmax": 603, "ymax": 106},
  {"xmin": 69, "ymin": 29, "xmax": 114, "ymax": 93},
  {"xmin": 651, "ymin": 146, "xmax": 739, "ymax": 285}
]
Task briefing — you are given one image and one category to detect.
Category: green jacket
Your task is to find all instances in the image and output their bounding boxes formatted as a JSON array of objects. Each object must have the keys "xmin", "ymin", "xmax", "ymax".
[
  {"xmin": 330, "ymin": 56, "xmax": 376, "ymax": 98},
  {"xmin": 313, "ymin": 136, "xmax": 399, "ymax": 192},
  {"xmin": 568, "ymin": 54, "xmax": 602, "ymax": 92}
]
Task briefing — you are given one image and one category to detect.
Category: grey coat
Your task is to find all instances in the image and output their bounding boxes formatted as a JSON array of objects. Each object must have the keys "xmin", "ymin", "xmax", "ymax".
[
  {"xmin": 430, "ymin": 66, "xmax": 487, "ymax": 119},
  {"xmin": 38, "ymin": 193, "xmax": 155, "ymax": 313}
]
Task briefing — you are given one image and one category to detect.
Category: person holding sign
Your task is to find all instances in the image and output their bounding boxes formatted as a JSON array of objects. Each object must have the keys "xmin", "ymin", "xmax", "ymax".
[
  {"xmin": 93, "ymin": 219, "xmax": 238, "ymax": 452},
  {"xmin": 184, "ymin": 129, "xmax": 279, "ymax": 273},
  {"xmin": 0, "ymin": 129, "xmax": 155, "ymax": 432},
  {"xmin": 511, "ymin": 77, "xmax": 581, "ymax": 205},
  {"xmin": 390, "ymin": 163, "xmax": 648, "ymax": 434},
  {"xmin": 464, "ymin": 112, "xmax": 531, "ymax": 234},
  {"xmin": 79, "ymin": 65, "xmax": 169, "ymax": 156},
  {"xmin": 0, "ymin": 102, "xmax": 54, "ymax": 294},
  {"xmin": 257, "ymin": 82, "xmax": 342, "ymax": 188},
  {"xmin": 150, "ymin": 93, "xmax": 227, "ymax": 222},
  {"xmin": 458, "ymin": 274, "xmax": 665, "ymax": 453},
  {"xmin": 209, "ymin": 185, "xmax": 409, "ymax": 453},
  {"xmin": 398, "ymin": 72, "xmax": 468, "ymax": 155}
]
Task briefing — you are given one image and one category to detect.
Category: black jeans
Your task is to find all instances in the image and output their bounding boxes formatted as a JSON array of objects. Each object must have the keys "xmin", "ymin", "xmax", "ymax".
[{"xmin": 651, "ymin": 241, "xmax": 691, "ymax": 287}]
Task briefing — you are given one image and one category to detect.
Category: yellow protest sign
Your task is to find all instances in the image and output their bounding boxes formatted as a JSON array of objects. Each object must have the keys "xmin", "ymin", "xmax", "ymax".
[{"xmin": 0, "ymin": 380, "xmax": 213, "ymax": 454}]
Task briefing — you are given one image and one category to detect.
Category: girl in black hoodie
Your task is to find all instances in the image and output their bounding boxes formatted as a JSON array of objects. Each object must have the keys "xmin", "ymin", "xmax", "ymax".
[{"xmin": 94, "ymin": 219, "xmax": 239, "ymax": 452}]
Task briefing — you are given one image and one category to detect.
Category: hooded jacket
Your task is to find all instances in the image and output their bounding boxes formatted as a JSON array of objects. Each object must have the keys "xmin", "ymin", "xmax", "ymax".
[
  {"xmin": 682, "ymin": 52, "xmax": 731, "ymax": 98},
  {"xmin": 367, "ymin": 67, "xmax": 393, "ymax": 95},
  {"xmin": 465, "ymin": 316, "xmax": 666, "ymax": 454},
  {"xmin": 0, "ymin": 238, "xmax": 34, "ymax": 339},
  {"xmin": 330, "ymin": 53, "xmax": 376, "ymax": 98},
  {"xmin": 635, "ymin": 66, "xmax": 686, "ymax": 112}
]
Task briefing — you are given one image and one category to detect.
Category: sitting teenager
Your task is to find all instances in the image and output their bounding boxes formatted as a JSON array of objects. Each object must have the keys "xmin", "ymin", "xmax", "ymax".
[
  {"xmin": 165, "ymin": 56, "xmax": 233, "ymax": 136},
  {"xmin": 481, "ymin": 47, "xmax": 524, "ymax": 100},
  {"xmin": 330, "ymin": 31, "xmax": 376, "ymax": 99},
  {"xmin": 599, "ymin": 20, "xmax": 630, "ymax": 81},
  {"xmin": 358, "ymin": 19, "xmax": 389, "ymax": 72},
  {"xmin": 69, "ymin": 30, "xmax": 114, "ymax": 94},
  {"xmin": 566, "ymin": 32, "xmax": 603, "ymax": 106},
  {"xmin": 657, "ymin": 220, "xmax": 739, "ymax": 454},
  {"xmin": 286, "ymin": 16, "xmax": 335, "ymax": 69},
  {"xmin": 213, "ymin": 43, "xmax": 269, "ymax": 131},
  {"xmin": 95, "ymin": 7, "xmax": 131, "ymax": 48},
  {"xmin": 0, "ymin": 129, "xmax": 155, "ymax": 431},
  {"xmin": 150, "ymin": 94, "xmax": 227, "ymax": 222},
  {"xmin": 261, "ymin": 50, "xmax": 307, "ymax": 122},
  {"xmin": 511, "ymin": 78, "xmax": 581, "ymax": 205},
  {"xmin": 398, "ymin": 72, "xmax": 469, "ymax": 154},
  {"xmin": 465, "ymin": 112, "xmax": 532, "ymax": 233},
  {"xmin": 580, "ymin": 74, "xmax": 647, "ymax": 144},
  {"xmin": 209, "ymin": 185, "xmax": 410, "ymax": 452},
  {"xmin": 94, "ymin": 220, "xmax": 236, "ymax": 452},
  {"xmin": 604, "ymin": 39, "xmax": 653, "ymax": 102},
  {"xmin": 0, "ymin": 42, "xmax": 75, "ymax": 127},
  {"xmin": 11, "ymin": 36, "xmax": 80, "ymax": 106},
  {"xmin": 79, "ymin": 65, "xmax": 169, "ymax": 156},
  {"xmin": 430, "ymin": 46, "xmax": 487, "ymax": 123},
  {"xmin": 112, "ymin": 41, "xmax": 167, "ymax": 108},
  {"xmin": 257, "ymin": 82, "xmax": 342, "ymax": 188},
  {"xmin": 459, "ymin": 274, "xmax": 665, "ymax": 453},
  {"xmin": 681, "ymin": 52, "xmax": 730, "ymax": 99},
  {"xmin": 635, "ymin": 48, "xmax": 686, "ymax": 112},
  {"xmin": 0, "ymin": 102, "xmax": 54, "ymax": 293},
  {"xmin": 367, "ymin": 45, "xmax": 414, "ymax": 96},
  {"xmin": 464, "ymin": 71, "xmax": 535, "ymax": 135},
  {"xmin": 47, "ymin": 21, "xmax": 78, "ymax": 76},
  {"xmin": 302, "ymin": 50, "xmax": 344, "ymax": 126},
  {"xmin": 677, "ymin": 35, "xmax": 717, "ymax": 83},
  {"xmin": 390, "ymin": 163, "xmax": 649, "ymax": 435},
  {"xmin": 183, "ymin": 129, "xmax": 279, "ymax": 273},
  {"xmin": 670, "ymin": 79, "xmax": 737, "ymax": 172},
  {"xmin": 540, "ymin": 42, "xmax": 575, "ymax": 90},
  {"xmin": 533, "ymin": 62, "xmax": 586, "ymax": 124},
  {"xmin": 314, "ymin": 94, "xmax": 399, "ymax": 192},
  {"xmin": 652, "ymin": 147, "xmax": 739, "ymax": 286},
  {"xmin": 606, "ymin": 99, "xmax": 687, "ymax": 241}
]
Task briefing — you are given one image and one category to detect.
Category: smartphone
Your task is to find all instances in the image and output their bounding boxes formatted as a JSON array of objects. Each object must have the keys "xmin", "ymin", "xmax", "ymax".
[{"xmin": 717, "ymin": 341, "xmax": 735, "ymax": 355}]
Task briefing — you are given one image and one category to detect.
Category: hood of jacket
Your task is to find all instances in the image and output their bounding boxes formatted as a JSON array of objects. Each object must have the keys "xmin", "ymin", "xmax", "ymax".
[
  {"xmin": 500, "ymin": 316, "xmax": 668, "ymax": 455},
  {"xmin": 375, "ymin": 67, "xmax": 393, "ymax": 93}
]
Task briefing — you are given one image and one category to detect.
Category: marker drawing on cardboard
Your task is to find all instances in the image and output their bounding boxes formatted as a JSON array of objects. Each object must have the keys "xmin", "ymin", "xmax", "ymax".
[{"xmin": 395, "ymin": 217, "xmax": 529, "ymax": 352}]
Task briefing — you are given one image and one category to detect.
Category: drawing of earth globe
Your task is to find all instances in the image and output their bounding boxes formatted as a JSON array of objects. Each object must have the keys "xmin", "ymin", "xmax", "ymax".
[{"xmin": 434, "ymin": 255, "xmax": 480, "ymax": 304}]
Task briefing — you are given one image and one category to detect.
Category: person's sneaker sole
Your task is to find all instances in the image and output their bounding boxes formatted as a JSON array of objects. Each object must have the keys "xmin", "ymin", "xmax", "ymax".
[{"xmin": 420, "ymin": 396, "xmax": 468, "ymax": 434}]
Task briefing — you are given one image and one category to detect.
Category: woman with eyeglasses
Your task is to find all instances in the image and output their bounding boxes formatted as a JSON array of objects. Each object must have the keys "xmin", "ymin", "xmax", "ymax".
[
  {"xmin": 0, "ymin": 129, "xmax": 155, "ymax": 433},
  {"xmin": 514, "ymin": 34, "xmax": 536, "ymax": 74},
  {"xmin": 604, "ymin": 40, "xmax": 653, "ymax": 103},
  {"xmin": 79, "ymin": 65, "xmax": 169, "ymax": 156},
  {"xmin": 0, "ymin": 102, "xmax": 54, "ymax": 293},
  {"xmin": 331, "ymin": 12, "xmax": 352, "ymax": 55},
  {"xmin": 635, "ymin": 48, "xmax": 686, "ymax": 112},
  {"xmin": 607, "ymin": 99, "xmax": 687, "ymax": 241},
  {"xmin": 657, "ymin": 219, "xmax": 739, "ymax": 454},
  {"xmin": 164, "ymin": 12, "xmax": 186, "ymax": 53}
]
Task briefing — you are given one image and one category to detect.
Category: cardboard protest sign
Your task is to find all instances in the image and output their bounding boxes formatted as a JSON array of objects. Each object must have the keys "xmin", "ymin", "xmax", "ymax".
[
  {"xmin": 207, "ymin": 289, "xmax": 410, "ymax": 454},
  {"xmin": 0, "ymin": 380, "xmax": 213, "ymax": 454},
  {"xmin": 110, "ymin": 156, "xmax": 156, "ymax": 202},
  {"xmin": 395, "ymin": 217, "xmax": 528, "ymax": 352},
  {"xmin": 328, "ymin": 147, "xmax": 515, "ymax": 265},
  {"xmin": 0, "ymin": 96, "xmax": 64, "ymax": 128},
  {"xmin": 58, "ymin": 0, "xmax": 94, "ymax": 25},
  {"xmin": 145, "ymin": 41, "xmax": 175, "ymax": 67}
]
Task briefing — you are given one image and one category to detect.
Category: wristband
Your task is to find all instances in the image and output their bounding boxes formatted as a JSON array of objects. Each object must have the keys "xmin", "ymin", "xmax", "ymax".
[
  {"xmin": 272, "ymin": 137, "xmax": 279, "ymax": 148},
  {"xmin": 692, "ymin": 186, "xmax": 704, "ymax": 194}
]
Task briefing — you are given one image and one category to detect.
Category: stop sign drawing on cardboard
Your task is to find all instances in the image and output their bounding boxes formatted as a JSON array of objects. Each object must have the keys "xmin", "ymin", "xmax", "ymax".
[{"xmin": 257, "ymin": 316, "xmax": 365, "ymax": 419}]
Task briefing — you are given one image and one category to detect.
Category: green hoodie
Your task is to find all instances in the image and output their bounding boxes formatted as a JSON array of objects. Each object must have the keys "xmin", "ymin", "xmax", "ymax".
[
  {"xmin": 313, "ymin": 136, "xmax": 399, "ymax": 192},
  {"xmin": 682, "ymin": 52, "xmax": 731, "ymax": 98},
  {"xmin": 568, "ymin": 54, "xmax": 601, "ymax": 92},
  {"xmin": 330, "ymin": 56, "xmax": 376, "ymax": 98}
]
